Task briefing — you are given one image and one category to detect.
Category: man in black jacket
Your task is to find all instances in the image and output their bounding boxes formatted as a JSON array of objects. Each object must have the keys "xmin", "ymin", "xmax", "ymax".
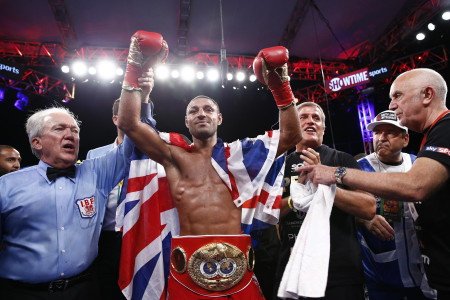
[{"xmin": 275, "ymin": 101, "xmax": 376, "ymax": 300}]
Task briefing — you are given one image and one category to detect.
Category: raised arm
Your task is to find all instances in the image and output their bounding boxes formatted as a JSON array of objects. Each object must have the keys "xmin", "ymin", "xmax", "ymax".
[
  {"xmin": 253, "ymin": 46, "xmax": 301, "ymax": 156},
  {"xmin": 278, "ymin": 105, "xmax": 301, "ymax": 156},
  {"xmin": 117, "ymin": 31, "xmax": 172, "ymax": 166}
]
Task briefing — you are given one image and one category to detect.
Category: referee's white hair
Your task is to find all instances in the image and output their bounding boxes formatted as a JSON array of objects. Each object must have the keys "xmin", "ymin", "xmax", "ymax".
[{"xmin": 26, "ymin": 107, "xmax": 81, "ymax": 158}]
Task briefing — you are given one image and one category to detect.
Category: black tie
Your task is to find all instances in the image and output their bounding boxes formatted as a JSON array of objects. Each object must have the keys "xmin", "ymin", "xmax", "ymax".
[{"xmin": 46, "ymin": 166, "xmax": 76, "ymax": 181}]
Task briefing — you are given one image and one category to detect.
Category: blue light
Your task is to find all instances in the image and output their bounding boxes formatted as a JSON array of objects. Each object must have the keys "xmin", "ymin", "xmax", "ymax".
[
  {"xmin": 357, "ymin": 96, "xmax": 375, "ymax": 142},
  {"xmin": 357, "ymin": 94, "xmax": 376, "ymax": 154},
  {"xmin": 0, "ymin": 87, "xmax": 5, "ymax": 102},
  {"xmin": 14, "ymin": 92, "xmax": 29, "ymax": 111}
]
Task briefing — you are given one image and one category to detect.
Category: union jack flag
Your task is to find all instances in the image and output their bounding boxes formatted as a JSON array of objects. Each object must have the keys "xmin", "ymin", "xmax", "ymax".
[{"xmin": 117, "ymin": 131, "xmax": 285, "ymax": 300}]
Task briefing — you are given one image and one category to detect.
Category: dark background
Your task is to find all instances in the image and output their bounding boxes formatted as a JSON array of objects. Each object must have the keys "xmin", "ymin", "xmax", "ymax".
[{"xmin": 0, "ymin": 0, "xmax": 449, "ymax": 166}]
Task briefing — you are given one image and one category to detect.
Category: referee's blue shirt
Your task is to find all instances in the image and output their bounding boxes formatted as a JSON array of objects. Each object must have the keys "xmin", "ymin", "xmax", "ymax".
[{"xmin": 0, "ymin": 142, "xmax": 128, "ymax": 283}]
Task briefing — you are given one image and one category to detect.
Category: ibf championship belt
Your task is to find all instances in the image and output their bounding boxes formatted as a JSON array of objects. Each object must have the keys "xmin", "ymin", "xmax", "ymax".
[{"xmin": 170, "ymin": 235, "xmax": 255, "ymax": 297}]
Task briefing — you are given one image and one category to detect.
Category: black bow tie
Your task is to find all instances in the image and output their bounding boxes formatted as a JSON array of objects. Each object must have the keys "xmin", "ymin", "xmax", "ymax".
[{"xmin": 46, "ymin": 166, "xmax": 76, "ymax": 181}]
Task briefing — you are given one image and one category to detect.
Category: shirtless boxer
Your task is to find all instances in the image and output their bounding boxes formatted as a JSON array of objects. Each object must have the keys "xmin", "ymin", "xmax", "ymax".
[{"xmin": 118, "ymin": 31, "xmax": 301, "ymax": 299}]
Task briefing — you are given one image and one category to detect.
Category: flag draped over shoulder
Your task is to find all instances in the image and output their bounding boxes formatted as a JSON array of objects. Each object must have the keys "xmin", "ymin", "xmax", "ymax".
[
  {"xmin": 117, "ymin": 130, "xmax": 285, "ymax": 300},
  {"xmin": 211, "ymin": 130, "xmax": 285, "ymax": 233}
]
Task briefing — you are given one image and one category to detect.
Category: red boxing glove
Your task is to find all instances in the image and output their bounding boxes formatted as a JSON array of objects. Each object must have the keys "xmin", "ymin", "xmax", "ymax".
[
  {"xmin": 253, "ymin": 46, "xmax": 294, "ymax": 108},
  {"xmin": 123, "ymin": 31, "xmax": 169, "ymax": 91}
]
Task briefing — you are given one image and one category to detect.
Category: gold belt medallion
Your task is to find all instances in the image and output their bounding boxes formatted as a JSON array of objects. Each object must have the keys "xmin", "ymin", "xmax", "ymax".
[{"xmin": 187, "ymin": 242, "xmax": 247, "ymax": 291}]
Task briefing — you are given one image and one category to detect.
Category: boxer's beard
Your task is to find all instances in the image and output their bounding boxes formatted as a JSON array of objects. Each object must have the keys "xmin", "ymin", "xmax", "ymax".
[
  {"xmin": 189, "ymin": 124, "xmax": 216, "ymax": 140},
  {"xmin": 192, "ymin": 129, "xmax": 215, "ymax": 140}
]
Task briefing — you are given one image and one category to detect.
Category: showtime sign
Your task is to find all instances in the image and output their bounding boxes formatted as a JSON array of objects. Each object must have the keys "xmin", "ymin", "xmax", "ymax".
[
  {"xmin": 326, "ymin": 68, "xmax": 370, "ymax": 92},
  {"xmin": 0, "ymin": 58, "xmax": 23, "ymax": 80}
]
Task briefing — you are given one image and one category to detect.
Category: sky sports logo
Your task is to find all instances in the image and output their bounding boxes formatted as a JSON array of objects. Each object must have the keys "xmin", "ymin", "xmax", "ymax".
[{"xmin": 425, "ymin": 146, "xmax": 450, "ymax": 156}]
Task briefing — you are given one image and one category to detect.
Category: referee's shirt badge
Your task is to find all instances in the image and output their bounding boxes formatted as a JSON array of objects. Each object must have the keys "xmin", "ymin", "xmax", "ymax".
[{"xmin": 76, "ymin": 196, "xmax": 96, "ymax": 218}]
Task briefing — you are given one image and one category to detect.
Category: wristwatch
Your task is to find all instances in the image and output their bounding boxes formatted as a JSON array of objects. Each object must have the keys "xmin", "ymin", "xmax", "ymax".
[{"xmin": 334, "ymin": 167, "xmax": 347, "ymax": 185}]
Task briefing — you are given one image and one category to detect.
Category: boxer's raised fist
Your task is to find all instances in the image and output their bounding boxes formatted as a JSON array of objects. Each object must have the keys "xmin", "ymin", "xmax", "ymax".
[
  {"xmin": 253, "ymin": 46, "xmax": 294, "ymax": 108},
  {"xmin": 123, "ymin": 31, "xmax": 169, "ymax": 91}
]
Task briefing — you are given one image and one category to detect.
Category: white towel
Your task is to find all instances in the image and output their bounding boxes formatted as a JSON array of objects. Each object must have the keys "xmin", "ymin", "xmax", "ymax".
[
  {"xmin": 290, "ymin": 180, "xmax": 316, "ymax": 212},
  {"xmin": 278, "ymin": 183, "xmax": 336, "ymax": 299}
]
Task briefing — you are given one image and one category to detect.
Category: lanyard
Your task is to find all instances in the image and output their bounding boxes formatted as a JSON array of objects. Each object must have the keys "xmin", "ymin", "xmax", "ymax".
[{"xmin": 419, "ymin": 110, "xmax": 450, "ymax": 151}]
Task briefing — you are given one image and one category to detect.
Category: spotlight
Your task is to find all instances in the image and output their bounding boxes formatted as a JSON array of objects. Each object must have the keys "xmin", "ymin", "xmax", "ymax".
[
  {"xmin": 427, "ymin": 23, "xmax": 435, "ymax": 31},
  {"xmin": 88, "ymin": 67, "xmax": 97, "ymax": 75},
  {"xmin": 72, "ymin": 61, "xmax": 87, "ymax": 77},
  {"xmin": 235, "ymin": 71, "xmax": 246, "ymax": 82},
  {"xmin": 416, "ymin": 32, "xmax": 425, "ymax": 41},
  {"xmin": 226, "ymin": 73, "xmax": 233, "ymax": 81},
  {"xmin": 196, "ymin": 71, "xmax": 205, "ymax": 80},
  {"xmin": 249, "ymin": 74, "xmax": 257, "ymax": 82},
  {"xmin": 155, "ymin": 65, "xmax": 170, "ymax": 80},
  {"xmin": 181, "ymin": 66, "xmax": 195, "ymax": 82},
  {"xmin": 97, "ymin": 60, "xmax": 116, "ymax": 80},
  {"xmin": 115, "ymin": 67, "xmax": 124, "ymax": 76},
  {"xmin": 442, "ymin": 11, "xmax": 450, "ymax": 21},
  {"xmin": 14, "ymin": 92, "xmax": 29, "ymax": 111},
  {"xmin": 206, "ymin": 69, "xmax": 219, "ymax": 81},
  {"xmin": 171, "ymin": 69, "xmax": 180, "ymax": 79},
  {"xmin": 61, "ymin": 65, "xmax": 70, "ymax": 73}
]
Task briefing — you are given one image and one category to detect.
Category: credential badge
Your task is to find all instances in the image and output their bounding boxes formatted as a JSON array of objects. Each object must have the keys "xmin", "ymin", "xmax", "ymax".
[{"xmin": 76, "ymin": 196, "xmax": 96, "ymax": 218}]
